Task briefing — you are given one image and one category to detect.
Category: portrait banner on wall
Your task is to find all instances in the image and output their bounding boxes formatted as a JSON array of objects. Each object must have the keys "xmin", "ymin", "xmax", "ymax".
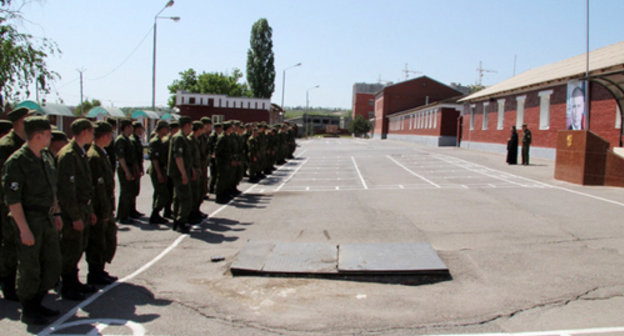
[{"xmin": 567, "ymin": 80, "xmax": 586, "ymax": 130}]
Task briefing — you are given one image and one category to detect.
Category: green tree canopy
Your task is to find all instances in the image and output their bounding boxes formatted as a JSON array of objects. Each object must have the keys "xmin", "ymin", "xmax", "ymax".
[
  {"xmin": 74, "ymin": 98, "xmax": 101, "ymax": 116},
  {"xmin": 246, "ymin": 18, "xmax": 275, "ymax": 99},
  {"xmin": 167, "ymin": 68, "xmax": 252, "ymax": 107},
  {"xmin": 0, "ymin": 0, "xmax": 60, "ymax": 105},
  {"xmin": 349, "ymin": 115, "xmax": 372, "ymax": 137}
]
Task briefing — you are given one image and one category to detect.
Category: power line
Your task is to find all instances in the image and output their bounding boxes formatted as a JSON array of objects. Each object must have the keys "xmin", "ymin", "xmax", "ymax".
[{"xmin": 88, "ymin": 25, "xmax": 154, "ymax": 81}]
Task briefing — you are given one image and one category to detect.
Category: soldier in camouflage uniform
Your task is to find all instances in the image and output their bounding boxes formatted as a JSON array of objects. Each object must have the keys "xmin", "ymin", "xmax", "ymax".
[
  {"xmin": 114, "ymin": 119, "xmax": 137, "ymax": 224},
  {"xmin": 167, "ymin": 117, "xmax": 194, "ymax": 233},
  {"xmin": 130, "ymin": 122, "xmax": 145, "ymax": 218},
  {"xmin": 215, "ymin": 122, "xmax": 235, "ymax": 204},
  {"xmin": 247, "ymin": 126, "xmax": 262, "ymax": 183},
  {"xmin": 57, "ymin": 119, "xmax": 97, "ymax": 301},
  {"xmin": 162, "ymin": 121, "xmax": 179, "ymax": 219},
  {"xmin": 49, "ymin": 129, "xmax": 69, "ymax": 157},
  {"xmin": 2, "ymin": 116, "xmax": 63, "ymax": 325},
  {"xmin": 148, "ymin": 121, "xmax": 170, "ymax": 225},
  {"xmin": 0, "ymin": 107, "xmax": 31, "ymax": 301},
  {"xmin": 200, "ymin": 118, "xmax": 212, "ymax": 202},
  {"xmin": 207, "ymin": 123, "xmax": 223, "ymax": 195},
  {"xmin": 0, "ymin": 120, "xmax": 12, "ymax": 138},
  {"xmin": 86, "ymin": 121, "xmax": 118, "ymax": 285},
  {"xmin": 188, "ymin": 121, "xmax": 204, "ymax": 224}
]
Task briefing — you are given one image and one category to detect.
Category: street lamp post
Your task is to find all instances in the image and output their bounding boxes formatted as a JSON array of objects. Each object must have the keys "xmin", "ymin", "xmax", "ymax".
[
  {"xmin": 152, "ymin": 0, "xmax": 179, "ymax": 112},
  {"xmin": 280, "ymin": 62, "xmax": 302, "ymax": 120},
  {"xmin": 305, "ymin": 85, "xmax": 319, "ymax": 137}
]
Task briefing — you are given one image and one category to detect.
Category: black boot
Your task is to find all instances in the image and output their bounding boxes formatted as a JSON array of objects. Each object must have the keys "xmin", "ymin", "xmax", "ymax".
[
  {"xmin": 177, "ymin": 222, "xmax": 190, "ymax": 234},
  {"xmin": 20, "ymin": 299, "xmax": 50, "ymax": 325},
  {"xmin": 101, "ymin": 267, "xmax": 118, "ymax": 282},
  {"xmin": 87, "ymin": 264, "xmax": 114, "ymax": 285},
  {"xmin": 61, "ymin": 272, "xmax": 88, "ymax": 301},
  {"xmin": 149, "ymin": 210, "xmax": 167, "ymax": 224},
  {"xmin": 172, "ymin": 220, "xmax": 179, "ymax": 232},
  {"xmin": 1, "ymin": 273, "xmax": 18, "ymax": 301},
  {"xmin": 163, "ymin": 208, "xmax": 173, "ymax": 219},
  {"xmin": 35, "ymin": 293, "xmax": 59, "ymax": 317}
]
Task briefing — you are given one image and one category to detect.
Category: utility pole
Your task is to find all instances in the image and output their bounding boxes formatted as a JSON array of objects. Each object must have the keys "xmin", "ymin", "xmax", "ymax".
[
  {"xmin": 403, "ymin": 63, "xmax": 422, "ymax": 80},
  {"xmin": 77, "ymin": 68, "xmax": 86, "ymax": 115},
  {"xmin": 476, "ymin": 61, "xmax": 496, "ymax": 86}
]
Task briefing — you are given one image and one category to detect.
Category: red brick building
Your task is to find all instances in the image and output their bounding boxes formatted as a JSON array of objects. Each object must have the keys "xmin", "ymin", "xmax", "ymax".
[
  {"xmin": 175, "ymin": 91, "xmax": 281, "ymax": 124},
  {"xmin": 386, "ymin": 100, "xmax": 463, "ymax": 146},
  {"xmin": 352, "ymin": 83, "xmax": 384, "ymax": 120},
  {"xmin": 459, "ymin": 41, "xmax": 624, "ymax": 160},
  {"xmin": 373, "ymin": 76, "xmax": 463, "ymax": 139}
]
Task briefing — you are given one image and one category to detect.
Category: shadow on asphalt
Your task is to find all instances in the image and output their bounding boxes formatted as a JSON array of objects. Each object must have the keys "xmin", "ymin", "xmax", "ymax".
[
  {"xmin": 232, "ymin": 272, "xmax": 453, "ymax": 287},
  {"xmin": 229, "ymin": 193, "xmax": 272, "ymax": 209},
  {"xmin": 187, "ymin": 217, "xmax": 248, "ymax": 244}
]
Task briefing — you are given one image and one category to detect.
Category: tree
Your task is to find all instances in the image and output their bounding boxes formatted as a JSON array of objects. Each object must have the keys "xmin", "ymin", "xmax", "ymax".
[
  {"xmin": 349, "ymin": 115, "xmax": 372, "ymax": 137},
  {"xmin": 246, "ymin": 18, "xmax": 275, "ymax": 99},
  {"xmin": 167, "ymin": 68, "xmax": 252, "ymax": 107},
  {"xmin": 74, "ymin": 98, "xmax": 101, "ymax": 116},
  {"xmin": 0, "ymin": 0, "xmax": 60, "ymax": 106}
]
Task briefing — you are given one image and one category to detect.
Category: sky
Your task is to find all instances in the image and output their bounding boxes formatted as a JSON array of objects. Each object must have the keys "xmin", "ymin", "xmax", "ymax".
[{"xmin": 12, "ymin": 0, "xmax": 624, "ymax": 110}]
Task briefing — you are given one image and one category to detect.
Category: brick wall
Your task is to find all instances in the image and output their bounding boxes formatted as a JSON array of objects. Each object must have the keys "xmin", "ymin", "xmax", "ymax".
[
  {"xmin": 461, "ymin": 82, "xmax": 621, "ymax": 148},
  {"xmin": 352, "ymin": 93, "xmax": 375, "ymax": 120}
]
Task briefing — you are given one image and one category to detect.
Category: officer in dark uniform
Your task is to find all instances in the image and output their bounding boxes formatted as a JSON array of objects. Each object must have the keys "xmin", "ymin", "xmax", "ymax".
[
  {"xmin": 57, "ymin": 118, "xmax": 97, "ymax": 300},
  {"xmin": 114, "ymin": 119, "xmax": 136, "ymax": 224},
  {"xmin": 167, "ymin": 116, "xmax": 193, "ymax": 233},
  {"xmin": 86, "ymin": 121, "xmax": 118, "ymax": 285},
  {"xmin": 130, "ymin": 122, "xmax": 145, "ymax": 218},
  {"xmin": 521, "ymin": 124, "xmax": 532, "ymax": 165},
  {"xmin": 148, "ymin": 121, "xmax": 170, "ymax": 224},
  {"xmin": 0, "ymin": 107, "xmax": 31, "ymax": 301},
  {"xmin": 2, "ymin": 116, "xmax": 63, "ymax": 325}
]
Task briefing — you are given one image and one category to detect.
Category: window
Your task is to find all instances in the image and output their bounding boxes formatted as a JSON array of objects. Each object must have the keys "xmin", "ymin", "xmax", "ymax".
[
  {"xmin": 433, "ymin": 109, "xmax": 437, "ymax": 128},
  {"xmin": 212, "ymin": 115, "xmax": 224, "ymax": 123},
  {"xmin": 616, "ymin": 105, "xmax": 622, "ymax": 129},
  {"xmin": 470, "ymin": 105, "xmax": 475, "ymax": 130},
  {"xmin": 497, "ymin": 99, "xmax": 505, "ymax": 130},
  {"xmin": 208, "ymin": 98, "xmax": 214, "ymax": 107},
  {"xmin": 482, "ymin": 102, "xmax": 489, "ymax": 130},
  {"xmin": 538, "ymin": 90, "xmax": 553, "ymax": 130},
  {"xmin": 189, "ymin": 97, "xmax": 196, "ymax": 104},
  {"xmin": 369, "ymin": 99, "xmax": 374, "ymax": 106},
  {"xmin": 516, "ymin": 95, "xmax": 526, "ymax": 128}
]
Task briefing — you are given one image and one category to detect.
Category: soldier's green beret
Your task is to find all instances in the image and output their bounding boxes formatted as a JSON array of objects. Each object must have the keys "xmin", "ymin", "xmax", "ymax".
[
  {"xmin": 200, "ymin": 117, "xmax": 212, "ymax": 124},
  {"xmin": 192, "ymin": 121, "xmax": 203, "ymax": 131},
  {"xmin": 7, "ymin": 107, "xmax": 35, "ymax": 123},
  {"xmin": 24, "ymin": 116, "xmax": 51, "ymax": 137},
  {"xmin": 94, "ymin": 121, "xmax": 113, "ymax": 136},
  {"xmin": 233, "ymin": 120, "xmax": 241, "ymax": 126},
  {"xmin": 222, "ymin": 121, "xmax": 233, "ymax": 130},
  {"xmin": 0, "ymin": 120, "xmax": 13, "ymax": 134},
  {"xmin": 179, "ymin": 116, "xmax": 192, "ymax": 126},
  {"xmin": 132, "ymin": 121, "xmax": 144, "ymax": 129},
  {"xmin": 51, "ymin": 130, "xmax": 68, "ymax": 142},
  {"xmin": 169, "ymin": 121, "xmax": 180, "ymax": 128},
  {"xmin": 156, "ymin": 120, "xmax": 169, "ymax": 130},
  {"xmin": 70, "ymin": 118, "xmax": 94, "ymax": 135},
  {"xmin": 213, "ymin": 122, "xmax": 222, "ymax": 128},
  {"xmin": 120, "ymin": 118, "xmax": 133, "ymax": 129}
]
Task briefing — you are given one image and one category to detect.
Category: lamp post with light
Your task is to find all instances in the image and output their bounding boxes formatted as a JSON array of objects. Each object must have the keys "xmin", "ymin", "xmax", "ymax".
[
  {"xmin": 152, "ymin": 0, "xmax": 180, "ymax": 112},
  {"xmin": 280, "ymin": 62, "xmax": 302, "ymax": 122},
  {"xmin": 305, "ymin": 85, "xmax": 319, "ymax": 137}
]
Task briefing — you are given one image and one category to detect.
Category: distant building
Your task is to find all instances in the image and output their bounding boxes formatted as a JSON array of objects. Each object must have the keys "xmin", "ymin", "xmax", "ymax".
[
  {"xmin": 374, "ymin": 76, "xmax": 464, "ymax": 140},
  {"xmin": 175, "ymin": 91, "xmax": 281, "ymax": 124},
  {"xmin": 352, "ymin": 83, "xmax": 385, "ymax": 120},
  {"xmin": 286, "ymin": 115, "xmax": 350, "ymax": 137}
]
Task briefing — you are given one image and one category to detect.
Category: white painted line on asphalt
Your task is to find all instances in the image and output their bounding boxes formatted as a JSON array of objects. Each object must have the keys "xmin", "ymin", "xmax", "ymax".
[
  {"xmin": 436, "ymin": 326, "xmax": 624, "ymax": 336},
  {"xmin": 351, "ymin": 156, "xmax": 368, "ymax": 189},
  {"xmin": 399, "ymin": 185, "xmax": 404, "ymax": 189},
  {"xmin": 306, "ymin": 186, "xmax": 310, "ymax": 191},
  {"xmin": 434, "ymin": 152, "xmax": 624, "ymax": 208},
  {"xmin": 40, "ymin": 150, "xmax": 310, "ymax": 335},
  {"xmin": 276, "ymin": 158, "xmax": 309, "ymax": 191},
  {"xmin": 386, "ymin": 155, "xmax": 441, "ymax": 188},
  {"xmin": 434, "ymin": 154, "xmax": 527, "ymax": 187},
  {"xmin": 336, "ymin": 186, "xmax": 340, "ymax": 190}
]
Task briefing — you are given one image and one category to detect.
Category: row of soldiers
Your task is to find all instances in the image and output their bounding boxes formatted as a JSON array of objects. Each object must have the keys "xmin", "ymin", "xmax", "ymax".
[
  {"xmin": 0, "ymin": 108, "xmax": 119, "ymax": 325},
  {"xmin": 0, "ymin": 107, "xmax": 297, "ymax": 325},
  {"xmin": 141, "ymin": 117, "xmax": 297, "ymax": 233}
]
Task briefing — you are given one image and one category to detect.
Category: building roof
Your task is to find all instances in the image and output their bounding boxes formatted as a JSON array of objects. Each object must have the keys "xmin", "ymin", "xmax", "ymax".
[
  {"xmin": 86, "ymin": 106, "xmax": 126, "ymax": 118},
  {"xmin": 131, "ymin": 110, "xmax": 160, "ymax": 119},
  {"xmin": 460, "ymin": 40, "xmax": 624, "ymax": 102},
  {"xmin": 16, "ymin": 100, "xmax": 74, "ymax": 117}
]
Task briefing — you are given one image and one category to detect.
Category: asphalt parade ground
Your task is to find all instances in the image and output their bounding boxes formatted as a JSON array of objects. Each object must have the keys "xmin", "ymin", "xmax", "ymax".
[{"xmin": 2, "ymin": 137, "xmax": 624, "ymax": 335}]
